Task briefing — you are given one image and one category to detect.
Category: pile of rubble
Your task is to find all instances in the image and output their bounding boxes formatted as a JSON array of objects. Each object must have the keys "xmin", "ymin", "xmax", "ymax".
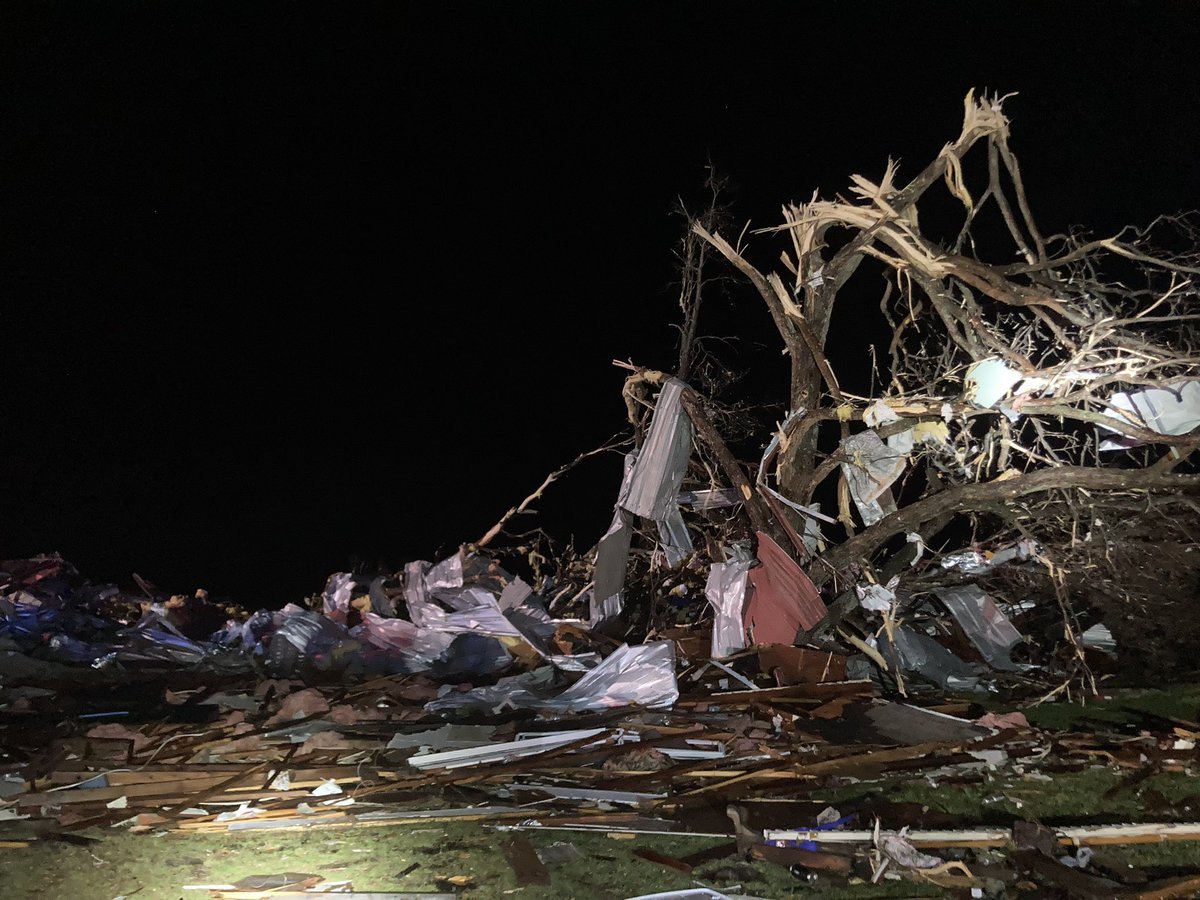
[
  {"xmin": 0, "ymin": 403, "xmax": 1197, "ymax": 896},
  {"xmin": 7, "ymin": 92, "xmax": 1200, "ymax": 897}
]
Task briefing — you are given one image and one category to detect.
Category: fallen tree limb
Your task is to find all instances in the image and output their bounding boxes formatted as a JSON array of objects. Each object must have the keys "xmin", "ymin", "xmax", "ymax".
[{"xmin": 812, "ymin": 467, "xmax": 1200, "ymax": 589}]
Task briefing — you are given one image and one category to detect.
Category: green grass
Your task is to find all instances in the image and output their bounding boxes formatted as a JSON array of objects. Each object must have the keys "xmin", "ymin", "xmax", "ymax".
[
  {"xmin": 1017, "ymin": 685, "xmax": 1200, "ymax": 732},
  {"xmin": 0, "ymin": 822, "xmax": 822, "ymax": 900}
]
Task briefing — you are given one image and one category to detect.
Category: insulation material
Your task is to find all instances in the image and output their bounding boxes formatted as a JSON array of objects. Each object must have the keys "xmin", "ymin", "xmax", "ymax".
[
  {"xmin": 863, "ymin": 398, "xmax": 900, "ymax": 427},
  {"xmin": 839, "ymin": 430, "xmax": 904, "ymax": 526},
  {"xmin": 743, "ymin": 532, "xmax": 826, "ymax": 644},
  {"xmin": 935, "ymin": 585, "xmax": 1023, "ymax": 671}
]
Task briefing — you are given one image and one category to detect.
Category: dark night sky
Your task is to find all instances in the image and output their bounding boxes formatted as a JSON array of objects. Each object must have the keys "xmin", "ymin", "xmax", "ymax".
[{"xmin": 3, "ymin": 2, "xmax": 1199, "ymax": 606}]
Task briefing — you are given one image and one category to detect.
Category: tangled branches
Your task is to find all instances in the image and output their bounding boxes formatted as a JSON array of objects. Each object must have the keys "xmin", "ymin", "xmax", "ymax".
[{"xmin": 693, "ymin": 91, "xmax": 1200, "ymax": 679}]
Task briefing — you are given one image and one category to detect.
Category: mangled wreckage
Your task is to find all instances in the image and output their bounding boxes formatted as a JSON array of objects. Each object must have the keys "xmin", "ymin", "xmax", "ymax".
[{"xmin": 5, "ymin": 92, "xmax": 1200, "ymax": 896}]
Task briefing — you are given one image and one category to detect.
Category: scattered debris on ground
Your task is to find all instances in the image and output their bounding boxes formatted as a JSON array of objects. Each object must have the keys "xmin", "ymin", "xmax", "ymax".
[{"xmin": 5, "ymin": 93, "xmax": 1200, "ymax": 897}]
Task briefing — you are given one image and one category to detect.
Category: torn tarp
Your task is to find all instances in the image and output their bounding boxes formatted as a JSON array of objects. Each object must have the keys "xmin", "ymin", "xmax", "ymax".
[{"xmin": 744, "ymin": 532, "xmax": 825, "ymax": 644}]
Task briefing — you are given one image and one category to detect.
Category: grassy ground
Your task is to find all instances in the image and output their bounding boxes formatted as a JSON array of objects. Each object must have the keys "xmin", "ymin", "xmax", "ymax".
[
  {"xmin": 0, "ymin": 821, "xmax": 939, "ymax": 900},
  {"xmin": 1017, "ymin": 684, "xmax": 1200, "ymax": 732}
]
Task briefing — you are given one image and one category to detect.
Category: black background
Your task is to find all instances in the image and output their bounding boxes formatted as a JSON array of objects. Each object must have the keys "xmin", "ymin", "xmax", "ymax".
[{"xmin": 4, "ymin": 2, "xmax": 1199, "ymax": 605}]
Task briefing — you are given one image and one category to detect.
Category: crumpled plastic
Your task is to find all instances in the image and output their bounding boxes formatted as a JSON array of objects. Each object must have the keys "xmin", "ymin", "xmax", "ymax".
[
  {"xmin": 541, "ymin": 641, "xmax": 678, "ymax": 713},
  {"xmin": 425, "ymin": 666, "xmax": 561, "ymax": 715},
  {"xmin": 839, "ymin": 430, "xmax": 904, "ymax": 526},
  {"xmin": 266, "ymin": 609, "xmax": 360, "ymax": 677},
  {"xmin": 879, "ymin": 832, "xmax": 947, "ymax": 869},
  {"xmin": 935, "ymin": 584, "xmax": 1023, "ymax": 670},
  {"xmin": 426, "ymin": 642, "xmax": 679, "ymax": 715},
  {"xmin": 877, "ymin": 626, "xmax": 981, "ymax": 692},
  {"xmin": 357, "ymin": 612, "xmax": 451, "ymax": 665},
  {"xmin": 857, "ymin": 576, "xmax": 899, "ymax": 613},
  {"xmin": 322, "ymin": 572, "xmax": 356, "ymax": 625}
]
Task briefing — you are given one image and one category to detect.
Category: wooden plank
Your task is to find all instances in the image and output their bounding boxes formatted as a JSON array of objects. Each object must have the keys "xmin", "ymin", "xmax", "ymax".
[
  {"xmin": 47, "ymin": 767, "xmax": 368, "ymax": 788},
  {"xmin": 676, "ymin": 680, "xmax": 873, "ymax": 707},
  {"xmin": 19, "ymin": 775, "xmax": 233, "ymax": 805}
]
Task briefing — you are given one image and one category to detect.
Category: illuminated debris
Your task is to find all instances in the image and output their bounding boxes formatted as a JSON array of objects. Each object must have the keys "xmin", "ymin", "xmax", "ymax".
[{"xmin": 744, "ymin": 533, "xmax": 824, "ymax": 644}]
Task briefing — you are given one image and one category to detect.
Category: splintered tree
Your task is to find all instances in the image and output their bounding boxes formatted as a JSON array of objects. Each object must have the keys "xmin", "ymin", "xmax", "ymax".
[{"xmin": 687, "ymin": 92, "xmax": 1200, "ymax": 683}]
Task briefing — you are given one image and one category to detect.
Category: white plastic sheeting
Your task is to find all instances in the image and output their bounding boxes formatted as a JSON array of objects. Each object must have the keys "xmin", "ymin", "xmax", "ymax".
[
  {"xmin": 704, "ymin": 557, "xmax": 753, "ymax": 658},
  {"xmin": 541, "ymin": 641, "xmax": 679, "ymax": 713},
  {"xmin": 856, "ymin": 577, "xmax": 898, "ymax": 613},
  {"xmin": 1099, "ymin": 380, "xmax": 1200, "ymax": 451}
]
